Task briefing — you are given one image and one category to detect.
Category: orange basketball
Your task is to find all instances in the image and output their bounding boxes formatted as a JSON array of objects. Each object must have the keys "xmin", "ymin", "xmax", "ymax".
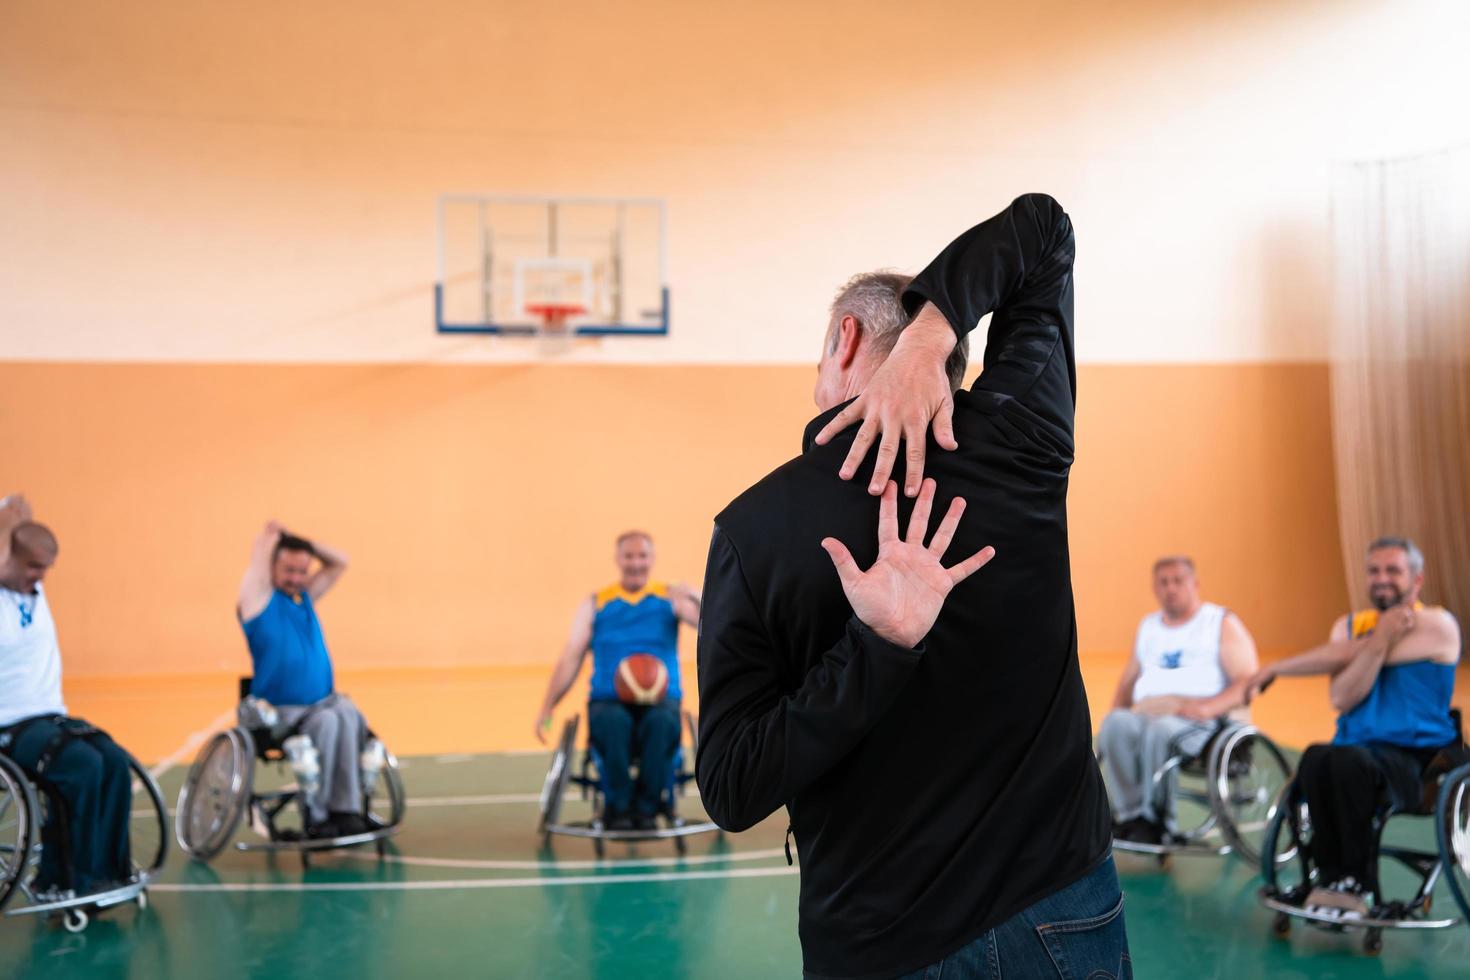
[{"xmin": 614, "ymin": 653, "xmax": 669, "ymax": 705}]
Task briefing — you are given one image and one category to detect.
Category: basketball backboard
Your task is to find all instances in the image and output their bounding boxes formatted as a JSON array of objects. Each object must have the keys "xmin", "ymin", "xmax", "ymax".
[{"xmin": 434, "ymin": 195, "xmax": 668, "ymax": 336}]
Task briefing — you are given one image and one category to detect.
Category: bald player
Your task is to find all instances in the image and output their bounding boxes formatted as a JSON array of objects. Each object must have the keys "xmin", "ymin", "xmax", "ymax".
[
  {"xmin": 534, "ymin": 531, "xmax": 701, "ymax": 831},
  {"xmin": 0, "ymin": 494, "xmax": 136, "ymax": 900}
]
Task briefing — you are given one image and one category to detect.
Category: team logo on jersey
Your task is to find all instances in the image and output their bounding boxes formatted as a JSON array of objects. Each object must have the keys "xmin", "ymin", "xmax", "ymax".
[{"xmin": 1160, "ymin": 650, "xmax": 1183, "ymax": 669}]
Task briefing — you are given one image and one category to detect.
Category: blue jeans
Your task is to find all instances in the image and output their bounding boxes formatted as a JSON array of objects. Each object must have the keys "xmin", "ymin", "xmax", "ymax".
[
  {"xmin": 896, "ymin": 857, "xmax": 1130, "ymax": 980},
  {"xmin": 587, "ymin": 698, "xmax": 681, "ymax": 817}
]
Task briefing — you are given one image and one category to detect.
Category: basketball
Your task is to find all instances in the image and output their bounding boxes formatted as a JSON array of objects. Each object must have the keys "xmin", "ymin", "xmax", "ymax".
[{"xmin": 614, "ymin": 653, "xmax": 669, "ymax": 705}]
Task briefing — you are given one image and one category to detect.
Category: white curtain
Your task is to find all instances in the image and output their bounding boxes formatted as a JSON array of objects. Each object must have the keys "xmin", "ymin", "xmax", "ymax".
[{"xmin": 1329, "ymin": 145, "xmax": 1470, "ymax": 618}]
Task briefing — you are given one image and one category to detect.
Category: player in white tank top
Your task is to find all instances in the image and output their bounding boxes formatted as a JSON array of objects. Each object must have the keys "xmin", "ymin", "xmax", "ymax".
[
  {"xmin": 1098, "ymin": 557, "xmax": 1259, "ymax": 843},
  {"xmin": 1130, "ymin": 602, "xmax": 1229, "ymax": 704},
  {"xmin": 0, "ymin": 495, "xmax": 140, "ymax": 897}
]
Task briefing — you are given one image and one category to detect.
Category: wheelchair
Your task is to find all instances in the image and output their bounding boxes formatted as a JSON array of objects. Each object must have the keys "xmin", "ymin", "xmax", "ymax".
[
  {"xmin": 1104, "ymin": 719, "xmax": 1294, "ymax": 869},
  {"xmin": 1259, "ymin": 709, "xmax": 1470, "ymax": 954},
  {"xmin": 537, "ymin": 710, "xmax": 720, "ymax": 857},
  {"xmin": 0, "ymin": 721, "xmax": 168, "ymax": 933},
  {"xmin": 174, "ymin": 679, "xmax": 405, "ymax": 869}
]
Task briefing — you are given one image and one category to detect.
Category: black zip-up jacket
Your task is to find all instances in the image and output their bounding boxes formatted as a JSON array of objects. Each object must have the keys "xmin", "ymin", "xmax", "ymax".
[{"xmin": 696, "ymin": 194, "xmax": 1111, "ymax": 980}]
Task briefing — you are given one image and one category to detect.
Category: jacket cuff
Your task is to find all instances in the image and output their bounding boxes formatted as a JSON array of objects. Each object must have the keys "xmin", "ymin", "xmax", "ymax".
[{"xmin": 849, "ymin": 617, "xmax": 925, "ymax": 663}]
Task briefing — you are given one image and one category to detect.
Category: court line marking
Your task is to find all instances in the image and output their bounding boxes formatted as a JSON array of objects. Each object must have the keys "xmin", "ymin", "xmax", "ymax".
[
  {"xmin": 148, "ymin": 865, "xmax": 799, "ymax": 893},
  {"xmin": 341, "ymin": 846, "xmax": 785, "ymax": 871},
  {"xmin": 146, "ymin": 708, "xmax": 236, "ymax": 781},
  {"xmin": 409, "ymin": 792, "xmax": 542, "ymax": 806},
  {"xmin": 132, "ymin": 789, "xmax": 677, "ymax": 817}
]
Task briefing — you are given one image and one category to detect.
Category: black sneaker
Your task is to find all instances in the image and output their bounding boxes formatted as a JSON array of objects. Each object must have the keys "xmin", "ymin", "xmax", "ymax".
[
  {"xmin": 632, "ymin": 813, "xmax": 657, "ymax": 832},
  {"xmin": 1115, "ymin": 818, "xmax": 1154, "ymax": 843},
  {"xmin": 306, "ymin": 818, "xmax": 341, "ymax": 840},
  {"xmin": 604, "ymin": 810, "xmax": 634, "ymax": 832},
  {"xmin": 331, "ymin": 811, "xmax": 370, "ymax": 836}
]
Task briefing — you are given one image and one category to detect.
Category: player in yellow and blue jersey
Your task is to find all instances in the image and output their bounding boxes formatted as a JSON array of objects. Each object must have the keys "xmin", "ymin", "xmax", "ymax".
[{"xmin": 535, "ymin": 531, "xmax": 701, "ymax": 830}]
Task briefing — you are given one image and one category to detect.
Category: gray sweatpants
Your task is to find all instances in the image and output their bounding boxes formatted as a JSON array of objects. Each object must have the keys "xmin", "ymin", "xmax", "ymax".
[
  {"xmin": 276, "ymin": 693, "xmax": 366, "ymax": 824},
  {"xmin": 1098, "ymin": 709, "xmax": 1215, "ymax": 827}
]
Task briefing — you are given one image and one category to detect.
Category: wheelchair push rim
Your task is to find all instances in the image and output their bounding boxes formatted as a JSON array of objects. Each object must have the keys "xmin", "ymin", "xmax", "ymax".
[
  {"xmin": 176, "ymin": 728, "xmax": 254, "ymax": 861},
  {"xmin": 1209, "ymin": 725, "xmax": 1294, "ymax": 869},
  {"xmin": 0, "ymin": 753, "xmax": 40, "ymax": 914},
  {"xmin": 538, "ymin": 716, "xmax": 579, "ymax": 839},
  {"xmin": 1435, "ymin": 761, "xmax": 1470, "ymax": 930},
  {"xmin": 128, "ymin": 753, "xmax": 170, "ymax": 880}
]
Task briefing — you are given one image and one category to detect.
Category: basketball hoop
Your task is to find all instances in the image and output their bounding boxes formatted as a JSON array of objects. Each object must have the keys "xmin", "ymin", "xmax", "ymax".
[{"xmin": 526, "ymin": 303, "xmax": 587, "ymax": 334}]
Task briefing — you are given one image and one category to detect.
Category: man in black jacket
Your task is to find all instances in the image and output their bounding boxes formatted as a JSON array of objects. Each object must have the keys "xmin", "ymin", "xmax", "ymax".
[{"xmin": 697, "ymin": 195, "xmax": 1124, "ymax": 979}]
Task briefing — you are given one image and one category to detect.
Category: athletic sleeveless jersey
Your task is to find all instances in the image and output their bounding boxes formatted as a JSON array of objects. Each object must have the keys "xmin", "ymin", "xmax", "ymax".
[
  {"xmin": 1334, "ymin": 604, "xmax": 1458, "ymax": 749},
  {"xmin": 1130, "ymin": 602, "xmax": 1229, "ymax": 703},
  {"xmin": 240, "ymin": 590, "xmax": 335, "ymax": 707},
  {"xmin": 0, "ymin": 584, "xmax": 67, "ymax": 727},
  {"xmin": 587, "ymin": 582, "xmax": 681, "ymax": 703}
]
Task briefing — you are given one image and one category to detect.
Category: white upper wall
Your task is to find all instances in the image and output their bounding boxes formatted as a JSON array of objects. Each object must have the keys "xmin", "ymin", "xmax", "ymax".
[{"xmin": 2, "ymin": 0, "xmax": 1467, "ymax": 365}]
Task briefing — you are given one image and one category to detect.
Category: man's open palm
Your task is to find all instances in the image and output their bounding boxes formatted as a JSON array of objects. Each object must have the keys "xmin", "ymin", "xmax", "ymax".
[{"xmin": 821, "ymin": 480, "xmax": 995, "ymax": 648}]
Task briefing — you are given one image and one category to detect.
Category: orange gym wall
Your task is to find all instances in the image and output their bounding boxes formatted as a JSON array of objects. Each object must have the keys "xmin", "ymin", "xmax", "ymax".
[{"xmin": 1, "ymin": 360, "xmax": 1343, "ymax": 680}]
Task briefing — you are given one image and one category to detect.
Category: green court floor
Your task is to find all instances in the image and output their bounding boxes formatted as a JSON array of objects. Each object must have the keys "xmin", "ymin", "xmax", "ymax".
[{"xmin": 3, "ymin": 751, "xmax": 1469, "ymax": 979}]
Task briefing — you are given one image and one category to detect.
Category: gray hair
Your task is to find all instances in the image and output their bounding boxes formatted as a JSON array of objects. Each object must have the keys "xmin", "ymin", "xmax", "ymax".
[
  {"xmin": 1152, "ymin": 555, "xmax": 1195, "ymax": 576},
  {"xmin": 1366, "ymin": 536, "xmax": 1425, "ymax": 575},
  {"xmin": 826, "ymin": 271, "xmax": 970, "ymax": 390}
]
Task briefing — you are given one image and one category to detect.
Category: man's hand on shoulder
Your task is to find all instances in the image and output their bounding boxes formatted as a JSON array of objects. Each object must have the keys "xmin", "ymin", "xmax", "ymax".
[
  {"xmin": 1379, "ymin": 604, "xmax": 1416, "ymax": 645},
  {"xmin": 820, "ymin": 479, "xmax": 995, "ymax": 648},
  {"xmin": 814, "ymin": 304, "xmax": 959, "ymax": 498}
]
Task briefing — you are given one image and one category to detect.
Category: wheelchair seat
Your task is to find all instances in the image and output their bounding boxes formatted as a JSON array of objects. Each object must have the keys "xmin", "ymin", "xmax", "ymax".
[{"xmin": 174, "ymin": 678, "xmax": 406, "ymax": 869}]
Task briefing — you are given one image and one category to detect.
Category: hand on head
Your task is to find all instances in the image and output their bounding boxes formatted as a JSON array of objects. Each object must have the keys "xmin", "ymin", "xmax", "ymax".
[
  {"xmin": 820, "ymin": 479, "xmax": 995, "ymax": 648},
  {"xmin": 814, "ymin": 307, "xmax": 959, "ymax": 498}
]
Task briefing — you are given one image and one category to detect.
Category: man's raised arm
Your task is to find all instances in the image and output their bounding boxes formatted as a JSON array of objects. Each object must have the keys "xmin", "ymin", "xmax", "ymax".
[
  {"xmin": 817, "ymin": 194, "xmax": 1077, "ymax": 493},
  {"xmin": 0, "ymin": 495, "xmax": 33, "ymax": 568},
  {"xmin": 238, "ymin": 522, "xmax": 282, "ymax": 622},
  {"xmin": 306, "ymin": 538, "xmax": 350, "ymax": 601}
]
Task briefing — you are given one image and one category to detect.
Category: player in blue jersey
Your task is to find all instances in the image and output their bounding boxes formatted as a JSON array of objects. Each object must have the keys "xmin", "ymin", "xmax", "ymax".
[
  {"xmin": 535, "ymin": 531, "xmax": 701, "ymax": 830},
  {"xmin": 237, "ymin": 521, "xmax": 370, "ymax": 838},
  {"xmin": 1248, "ymin": 536, "xmax": 1461, "ymax": 919}
]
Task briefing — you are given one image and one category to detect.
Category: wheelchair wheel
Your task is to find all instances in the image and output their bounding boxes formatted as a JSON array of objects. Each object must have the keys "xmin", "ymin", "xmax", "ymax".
[
  {"xmin": 538, "ymin": 717, "xmax": 578, "ymax": 843},
  {"xmin": 0, "ymin": 754, "xmax": 40, "ymax": 913},
  {"xmin": 1209, "ymin": 726, "xmax": 1293, "ymax": 868},
  {"xmin": 1434, "ymin": 761, "xmax": 1470, "ymax": 928},
  {"xmin": 366, "ymin": 749, "xmax": 407, "ymax": 831},
  {"xmin": 1260, "ymin": 778, "xmax": 1308, "ymax": 894},
  {"xmin": 175, "ymin": 729, "xmax": 254, "ymax": 861},
  {"xmin": 126, "ymin": 754, "xmax": 169, "ymax": 880}
]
